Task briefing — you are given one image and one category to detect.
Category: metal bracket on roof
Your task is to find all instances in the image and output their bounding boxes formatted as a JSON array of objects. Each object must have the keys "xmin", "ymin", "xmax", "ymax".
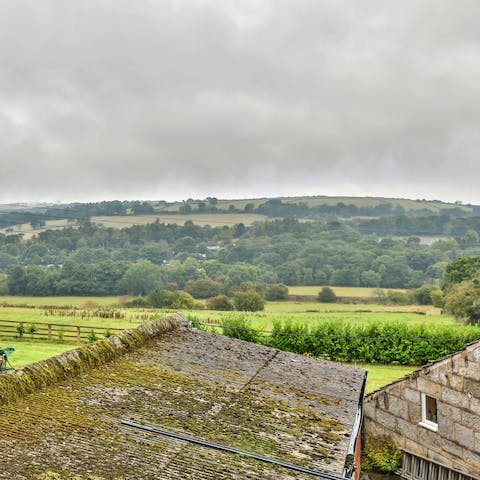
[{"xmin": 121, "ymin": 420, "xmax": 349, "ymax": 479}]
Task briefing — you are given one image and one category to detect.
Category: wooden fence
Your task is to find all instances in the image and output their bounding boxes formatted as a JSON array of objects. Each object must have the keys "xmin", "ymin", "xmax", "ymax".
[{"xmin": 0, "ymin": 319, "xmax": 124, "ymax": 342}]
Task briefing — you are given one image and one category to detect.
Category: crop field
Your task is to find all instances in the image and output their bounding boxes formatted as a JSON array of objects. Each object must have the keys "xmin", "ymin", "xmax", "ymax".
[
  {"xmin": 91, "ymin": 213, "xmax": 268, "ymax": 228},
  {"xmin": 0, "ymin": 305, "xmax": 154, "ymax": 329},
  {"xmin": 191, "ymin": 303, "xmax": 452, "ymax": 330},
  {"xmin": 0, "ymin": 219, "xmax": 71, "ymax": 239},
  {"xmin": 266, "ymin": 300, "xmax": 441, "ymax": 315},
  {"xmin": 0, "ymin": 295, "xmax": 122, "ymax": 307},
  {"xmin": 288, "ymin": 285, "xmax": 407, "ymax": 298}
]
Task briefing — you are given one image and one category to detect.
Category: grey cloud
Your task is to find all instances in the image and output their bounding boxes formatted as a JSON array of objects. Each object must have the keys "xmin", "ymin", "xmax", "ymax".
[{"xmin": 0, "ymin": 0, "xmax": 480, "ymax": 203}]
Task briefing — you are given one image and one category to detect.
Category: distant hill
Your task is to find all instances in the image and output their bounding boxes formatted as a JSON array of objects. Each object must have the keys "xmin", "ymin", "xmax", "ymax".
[
  {"xmin": 162, "ymin": 195, "xmax": 477, "ymax": 214},
  {"xmin": 0, "ymin": 195, "xmax": 479, "ymax": 237}
]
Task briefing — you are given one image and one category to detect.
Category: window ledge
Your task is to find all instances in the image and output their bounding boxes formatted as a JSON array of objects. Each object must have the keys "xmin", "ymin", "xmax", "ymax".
[{"xmin": 419, "ymin": 421, "xmax": 438, "ymax": 432}]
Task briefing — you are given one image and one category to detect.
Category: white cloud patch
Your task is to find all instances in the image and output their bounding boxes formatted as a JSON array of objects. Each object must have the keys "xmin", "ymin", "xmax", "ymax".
[{"xmin": 0, "ymin": 0, "xmax": 480, "ymax": 203}]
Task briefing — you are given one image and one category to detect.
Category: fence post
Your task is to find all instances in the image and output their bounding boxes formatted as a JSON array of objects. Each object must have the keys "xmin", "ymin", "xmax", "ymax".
[
  {"xmin": 48, "ymin": 324, "xmax": 52, "ymax": 341},
  {"xmin": 77, "ymin": 326, "xmax": 81, "ymax": 342}
]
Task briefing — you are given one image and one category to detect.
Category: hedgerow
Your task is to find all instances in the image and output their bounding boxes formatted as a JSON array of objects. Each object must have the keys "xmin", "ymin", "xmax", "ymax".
[{"xmin": 200, "ymin": 317, "xmax": 480, "ymax": 365}]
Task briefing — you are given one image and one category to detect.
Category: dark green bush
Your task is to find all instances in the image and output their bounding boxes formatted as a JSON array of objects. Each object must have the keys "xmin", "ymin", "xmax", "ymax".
[
  {"xmin": 233, "ymin": 290, "xmax": 265, "ymax": 311},
  {"xmin": 124, "ymin": 297, "xmax": 149, "ymax": 308},
  {"xmin": 318, "ymin": 286, "xmax": 337, "ymax": 303},
  {"xmin": 206, "ymin": 295, "xmax": 234, "ymax": 311}
]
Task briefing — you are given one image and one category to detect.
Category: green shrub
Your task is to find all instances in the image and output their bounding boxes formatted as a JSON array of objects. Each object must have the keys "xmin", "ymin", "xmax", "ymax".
[
  {"xmin": 16, "ymin": 322, "xmax": 25, "ymax": 338},
  {"xmin": 318, "ymin": 286, "xmax": 336, "ymax": 303},
  {"xmin": 206, "ymin": 294, "xmax": 234, "ymax": 311},
  {"xmin": 233, "ymin": 290, "xmax": 265, "ymax": 311},
  {"xmin": 386, "ymin": 290, "xmax": 412, "ymax": 305},
  {"xmin": 124, "ymin": 297, "xmax": 149, "ymax": 308},
  {"xmin": 28, "ymin": 323, "xmax": 38, "ymax": 338},
  {"xmin": 147, "ymin": 289, "xmax": 195, "ymax": 309},
  {"xmin": 221, "ymin": 316, "xmax": 259, "ymax": 343},
  {"xmin": 264, "ymin": 283, "xmax": 289, "ymax": 300},
  {"xmin": 413, "ymin": 284, "xmax": 442, "ymax": 305},
  {"xmin": 363, "ymin": 442, "xmax": 402, "ymax": 474},
  {"xmin": 87, "ymin": 330, "xmax": 98, "ymax": 343}
]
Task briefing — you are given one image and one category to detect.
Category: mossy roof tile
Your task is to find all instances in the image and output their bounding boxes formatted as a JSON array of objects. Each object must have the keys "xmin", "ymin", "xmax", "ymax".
[{"xmin": 0, "ymin": 327, "xmax": 366, "ymax": 479}]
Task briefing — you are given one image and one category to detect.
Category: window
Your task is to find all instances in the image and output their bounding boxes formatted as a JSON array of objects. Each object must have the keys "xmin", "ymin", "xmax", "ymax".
[{"xmin": 420, "ymin": 393, "xmax": 438, "ymax": 431}]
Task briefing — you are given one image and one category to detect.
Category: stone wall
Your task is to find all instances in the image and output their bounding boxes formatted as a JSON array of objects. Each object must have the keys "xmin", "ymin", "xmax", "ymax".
[
  {"xmin": 364, "ymin": 341, "xmax": 480, "ymax": 477},
  {"xmin": 0, "ymin": 314, "xmax": 180, "ymax": 405}
]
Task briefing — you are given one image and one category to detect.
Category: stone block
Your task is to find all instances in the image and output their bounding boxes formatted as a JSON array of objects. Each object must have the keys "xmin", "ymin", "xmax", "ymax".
[
  {"xmin": 407, "ymin": 402, "xmax": 421, "ymax": 423},
  {"xmin": 475, "ymin": 431, "xmax": 480, "ymax": 451},
  {"xmin": 464, "ymin": 378, "xmax": 480, "ymax": 397},
  {"xmin": 448, "ymin": 374, "xmax": 464, "ymax": 391},
  {"xmin": 384, "ymin": 395, "xmax": 408, "ymax": 420},
  {"xmin": 469, "ymin": 396, "xmax": 480, "ymax": 414},
  {"xmin": 375, "ymin": 409, "xmax": 397, "ymax": 431},
  {"xmin": 469, "ymin": 346, "xmax": 480, "ymax": 362},
  {"xmin": 462, "ymin": 448, "xmax": 480, "ymax": 476},
  {"xmin": 403, "ymin": 387, "xmax": 420, "ymax": 403},
  {"xmin": 452, "ymin": 355, "xmax": 467, "ymax": 376},
  {"xmin": 437, "ymin": 415, "xmax": 453, "ymax": 438},
  {"xmin": 426, "ymin": 362, "xmax": 452, "ymax": 387},
  {"xmin": 418, "ymin": 425, "xmax": 442, "ymax": 449},
  {"xmin": 442, "ymin": 386, "xmax": 470, "ymax": 409},
  {"xmin": 396, "ymin": 417, "xmax": 420, "ymax": 441},
  {"xmin": 464, "ymin": 362, "xmax": 480, "ymax": 381},
  {"xmin": 417, "ymin": 377, "xmax": 441, "ymax": 396},
  {"xmin": 364, "ymin": 401, "xmax": 377, "ymax": 421},
  {"xmin": 439, "ymin": 402, "xmax": 461, "ymax": 422},
  {"xmin": 454, "ymin": 423, "xmax": 474, "ymax": 448},
  {"xmin": 404, "ymin": 438, "xmax": 428, "ymax": 458},
  {"xmin": 441, "ymin": 437, "xmax": 463, "ymax": 459},
  {"xmin": 427, "ymin": 448, "xmax": 453, "ymax": 466},
  {"xmin": 363, "ymin": 419, "xmax": 387, "ymax": 440},
  {"xmin": 461, "ymin": 410, "xmax": 480, "ymax": 431}
]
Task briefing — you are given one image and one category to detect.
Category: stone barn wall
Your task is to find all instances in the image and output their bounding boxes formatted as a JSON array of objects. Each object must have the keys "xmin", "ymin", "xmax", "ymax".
[{"xmin": 364, "ymin": 342, "xmax": 480, "ymax": 478}]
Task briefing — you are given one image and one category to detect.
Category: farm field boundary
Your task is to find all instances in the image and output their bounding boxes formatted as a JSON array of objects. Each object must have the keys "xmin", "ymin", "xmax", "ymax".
[{"xmin": 0, "ymin": 319, "xmax": 124, "ymax": 342}]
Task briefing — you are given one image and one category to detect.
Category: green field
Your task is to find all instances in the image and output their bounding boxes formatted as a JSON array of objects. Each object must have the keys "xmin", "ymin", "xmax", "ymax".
[
  {"xmin": 0, "ymin": 296, "xmax": 463, "ymax": 393},
  {"xmin": 349, "ymin": 363, "xmax": 416, "ymax": 393},
  {"xmin": 0, "ymin": 339, "xmax": 79, "ymax": 368}
]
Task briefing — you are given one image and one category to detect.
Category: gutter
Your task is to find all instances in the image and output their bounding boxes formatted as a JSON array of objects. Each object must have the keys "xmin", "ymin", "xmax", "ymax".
[{"xmin": 343, "ymin": 370, "xmax": 367, "ymax": 479}]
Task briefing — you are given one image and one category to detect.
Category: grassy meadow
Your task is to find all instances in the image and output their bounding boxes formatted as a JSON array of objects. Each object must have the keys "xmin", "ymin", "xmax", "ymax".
[
  {"xmin": 1, "ymin": 339, "xmax": 80, "ymax": 368},
  {"xmin": 350, "ymin": 363, "xmax": 417, "ymax": 393}
]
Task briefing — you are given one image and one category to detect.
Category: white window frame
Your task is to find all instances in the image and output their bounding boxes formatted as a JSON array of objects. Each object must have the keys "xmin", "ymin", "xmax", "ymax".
[{"xmin": 419, "ymin": 392, "xmax": 438, "ymax": 432}]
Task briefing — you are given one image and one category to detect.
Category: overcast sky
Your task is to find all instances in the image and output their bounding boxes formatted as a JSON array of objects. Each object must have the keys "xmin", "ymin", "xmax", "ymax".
[{"xmin": 1, "ymin": 0, "xmax": 480, "ymax": 204}]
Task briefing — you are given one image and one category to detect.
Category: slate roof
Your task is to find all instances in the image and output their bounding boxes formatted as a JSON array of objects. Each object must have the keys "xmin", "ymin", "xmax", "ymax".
[{"xmin": 0, "ymin": 326, "xmax": 366, "ymax": 479}]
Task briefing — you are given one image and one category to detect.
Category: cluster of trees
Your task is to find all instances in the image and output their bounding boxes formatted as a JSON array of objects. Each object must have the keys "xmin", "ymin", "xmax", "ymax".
[
  {"xmin": 442, "ymin": 256, "xmax": 480, "ymax": 324},
  {"xmin": 1, "ymin": 216, "xmax": 480, "ymax": 297},
  {"xmin": 125, "ymin": 286, "xmax": 268, "ymax": 312}
]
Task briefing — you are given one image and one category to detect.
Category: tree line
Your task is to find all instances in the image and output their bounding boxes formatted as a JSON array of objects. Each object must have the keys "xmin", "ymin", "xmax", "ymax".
[{"xmin": 1, "ymin": 217, "xmax": 480, "ymax": 297}]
